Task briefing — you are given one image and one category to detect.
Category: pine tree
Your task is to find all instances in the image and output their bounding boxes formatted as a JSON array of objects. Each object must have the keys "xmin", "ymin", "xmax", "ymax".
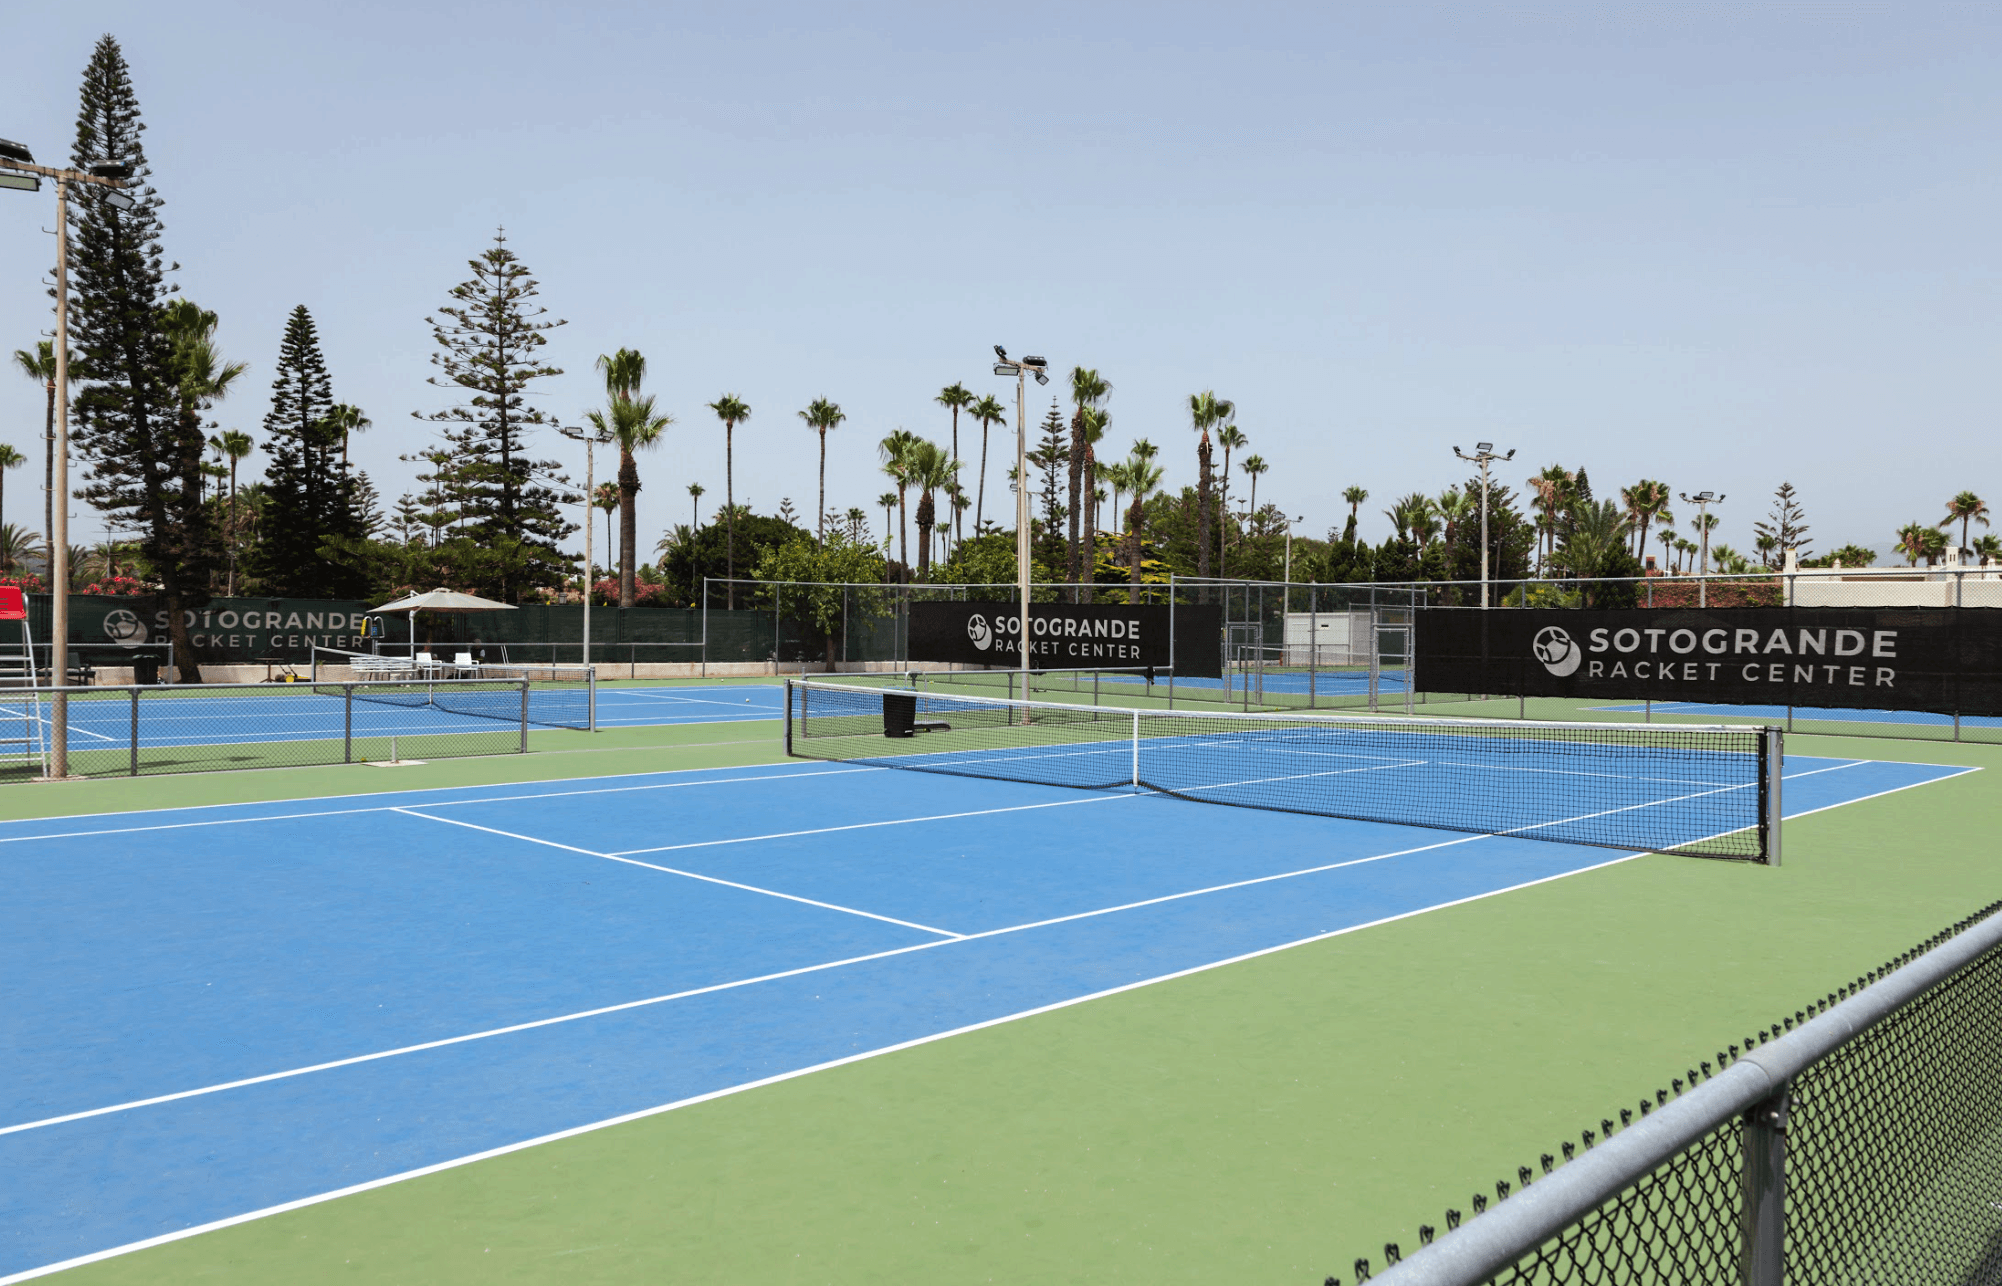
[
  {"xmin": 66, "ymin": 36, "xmax": 215, "ymax": 679},
  {"xmin": 1753, "ymin": 482, "xmax": 1812, "ymax": 566},
  {"xmin": 253, "ymin": 305, "xmax": 370, "ymax": 596},
  {"xmin": 412, "ymin": 231, "xmax": 577, "ymax": 601},
  {"xmin": 1033, "ymin": 400, "xmax": 1069, "ymax": 564}
]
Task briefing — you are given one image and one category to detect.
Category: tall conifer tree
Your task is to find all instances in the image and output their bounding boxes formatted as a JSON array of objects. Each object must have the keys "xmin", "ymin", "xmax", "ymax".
[
  {"xmin": 254, "ymin": 305, "xmax": 368, "ymax": 596},
  {"xmin": 412, "ymin": 231, "xmax": 577, "ymax": 601},
  {"xmin": 67, "ymin": 35, "xmax": 212, "ymax": 680}
]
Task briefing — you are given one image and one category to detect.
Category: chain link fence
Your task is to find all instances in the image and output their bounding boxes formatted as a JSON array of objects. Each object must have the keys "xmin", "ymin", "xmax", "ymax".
[
  {"xmin": 1332, "ymin": 902, "xmax": 2002, "ymax": 1285},
  {"xmin": 0, "ymin": 678, "xmax": 586, "ymax": 781}
]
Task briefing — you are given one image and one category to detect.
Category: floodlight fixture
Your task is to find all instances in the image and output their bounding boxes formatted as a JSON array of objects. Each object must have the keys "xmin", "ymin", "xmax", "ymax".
[
  {"xmin": 87, "ymin": 159, "xmax": 132, "ymax": 180},
  {"xmin": 1476, "ymin": 441, "xmax": 1492, "ymax": 452},
  {"xmin": 0, "ymin": 138, "xmax": 32, "ymax": 165},
  {"xmin": 1032, "ymin": 368, "xmax": 1049, "ymax": 386},
  {"xmin": 994, "ymin": 344, "xmax": 1008, "ymax": 360},
  {"xmin": 993, "ymin": 362, "xmax": 1019, "ymax": 377},
  {"xmin": 1022, "ymin": 355, "xmax": 1046, "ymax": 368},
  {"xmin": 103, "ymin": 189, "xmax": 135, "ymax": 212},
  {"xmin": 0, "ymin": 173, "xmax": 38, "ymax": 193}
]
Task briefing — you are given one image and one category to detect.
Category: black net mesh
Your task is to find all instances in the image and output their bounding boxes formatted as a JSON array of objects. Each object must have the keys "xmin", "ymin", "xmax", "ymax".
[
  {"xmin": 1330, "ymin": 903, "xmax": 2002, "ymax": 1285},
  {"xmin": 787, "ymin": 681, "xmax": 1772, "ymax": 861}
]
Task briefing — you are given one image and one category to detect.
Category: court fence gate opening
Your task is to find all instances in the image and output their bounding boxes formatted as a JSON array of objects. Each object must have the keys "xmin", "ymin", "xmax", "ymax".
[{"xmin": 1332, "ymin": 901, "xmax": 2002, "ymax": 1286}]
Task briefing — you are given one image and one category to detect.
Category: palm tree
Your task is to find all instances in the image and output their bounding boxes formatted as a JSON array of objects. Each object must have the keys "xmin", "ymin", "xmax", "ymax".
[
  {"xmin": 1240, "ymin": 454, "xmax": 1269, "ymax": 538},
  {"xmin": 878, "ymin": 429, "xmax": 920, "ymax": 576},
  {"xmin": 589, "ymin": 349, "xmax": 673, "ymax": 607},
  {"xmin": 11, "ymin": 341, "xmax": 62, "ymax": 574},
  {"xmin": 1527, "ymin": 465, "xmax": 1576, "ymax": 574},
  {"xmin": 0, "ymin": 522, "xmax": 40, "ymax": 575},
  {"xmin": 1101, "ymin": 460, "xmax": 1131, "ymax": 537},
  {"xmin": 1340, "ymin": 485, "xmax": 1368, "ymax": 541},
  {"xmin": 0, "ymin": 444, "xmax": 23, "ymax": 539},
  {"xmin": 688, "ymin": 482, "xmax": 705, "ymax": 528},
  {"xmin": 704, "ymin": 394, "xmax": 751, "ymax": 607},
  {"xmin": 1972, "ymin": 533, "xmax": 2002, "ymax": 566},
  {"xmin": 1186, "ymin": 391, "xmax": 1233, "ymax": 578},
  {"xmin": 1433, "ymin": 484, "xmax": 1470, "ymax": 547},
  {"xmin": 212, "ymin": 430, "xmax": 253, "ymax": 593},
  {"xmin": 1939, "ymin": 490, "xmax": 1991, "ymax": 552},
  {"xmin": 936, "ymin": 383, "xmax": 974, "ymax": 545},
  {"xmin": 797, "ymin": 397, "xmax": 846, "ymax": 542},
  {"xmin": 905, "ymin": 438, "xmax": 956, "ymax": 577},
  {"xmin": 1078, "ymin": 405, "xmax": 1111, "ymax": 594},
  {"xmin": 1215, "ymin": 423, "xmax": 1247, "ymax": 575},
  {"xmin": 1562, "ymin": 499, "xmax": 1632, "ymax": 594},
  {"xmin": 876, "ymin": 492, "xmax": 897, "ymax": 549},
  {"xmin": 1655, "ymin": 514, "xmax": 1677, "ymax": 574},
  {"xmin": 844, "ymin": 506, "xmax": 869, "ymax": 543},
  {"xmin": 1674, "ymin": 536, "xmax": 1697, "ymax": 575},
  {"xmin": 1065, "ymin": 367, "xmax": 1111, "ymax": 597},
  {"xmin": 1124, "ymin": 453, "xmax": 1165, "ymax": 603},
  {"xmin": 324, "ymin": 404, "xmax": 370, "ymax": 468},
  {"xmin": 1923, "ymin": 526, "xmax": 1949, "ymax": 566},
  {"xmin": 967, "ymin": 394, "xmax": 1007, "ymax": 535},
  {"xmin": 593, "ymin": 481, "xmax": 619, "ymax": 580}
]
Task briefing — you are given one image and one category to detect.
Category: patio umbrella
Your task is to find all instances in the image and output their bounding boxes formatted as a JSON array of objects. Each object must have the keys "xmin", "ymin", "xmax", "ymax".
[{"xmin": 372, "ymin": 588, "xmax": 516, "ymax": 656}]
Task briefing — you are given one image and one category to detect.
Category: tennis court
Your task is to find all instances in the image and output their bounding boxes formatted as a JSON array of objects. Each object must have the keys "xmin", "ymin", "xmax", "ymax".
[
  {"xmin": 0, "ymin": 682, "xmax": 780, "ymax": 759},
  {"xmin": 0, "ymin": 730, "xmax": 1967, "ymax": 1280}
]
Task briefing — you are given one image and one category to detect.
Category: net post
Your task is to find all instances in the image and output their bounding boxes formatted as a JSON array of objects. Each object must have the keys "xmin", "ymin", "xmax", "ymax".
[
  {"xmin": 344, "ymin": 684, "xmax": 353, "ymax": 763},
  {"xmin": 520, "ymin": 681, "xmax": 530, "ymax": 753},
  {"xmin": 1763, "ymin": 726, "xmax": 1784, "ymax": 867},
  {"xmin": 1131, "ymin": 708, "xmax": 1140, "ymax": 787},
  {"xmin": 1739, "ymin": 1086, "xmax": 1789, "ymax": 1286},
  {"xmin": 129, "ymin": 686, "xmax": 139, "ymax": 776},
  {"xmin": 783, "ymin": 680, "xmax": 794, "ymax": 757},
  {"xmin": 589, "ymin": 667, "xmax": 598, "ymax": 732}
]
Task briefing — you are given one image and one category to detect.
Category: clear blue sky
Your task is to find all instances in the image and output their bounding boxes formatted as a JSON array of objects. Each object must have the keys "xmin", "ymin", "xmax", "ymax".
[{"xmin": 4, "ymin": 2, "xmax": 1996, "ymax": 567}]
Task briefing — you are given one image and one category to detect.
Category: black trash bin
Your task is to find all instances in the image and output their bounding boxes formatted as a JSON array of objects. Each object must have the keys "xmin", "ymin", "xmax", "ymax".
[{"xmin": 132, "ymin": 656, "xmax": 160, "ymax": 685}]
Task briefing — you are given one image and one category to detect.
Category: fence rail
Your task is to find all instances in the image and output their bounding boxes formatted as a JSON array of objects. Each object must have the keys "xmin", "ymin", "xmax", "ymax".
[
  {"xmin": 0, "ymin": 676, "xmax": 594, "ymax": 781},
  {"xmin": 1338, "ymin": 902, "xmax": 2002, "ymax": 1285}
]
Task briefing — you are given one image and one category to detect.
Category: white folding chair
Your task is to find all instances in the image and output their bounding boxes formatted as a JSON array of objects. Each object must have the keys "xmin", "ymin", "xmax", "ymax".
[{"xmin": 452, "ymin": 652, "xmax": 478, "ymax": 676}]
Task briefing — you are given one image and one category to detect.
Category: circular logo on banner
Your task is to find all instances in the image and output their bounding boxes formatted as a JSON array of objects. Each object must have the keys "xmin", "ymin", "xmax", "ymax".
[
  {"xmin": 967, "ymin": 614, "xmax": 992, "ymax": 651},
  {"xmin": 103, "ymin": 608, "xmax": 148, "ymax": 648},
  {"xmin": 1532, "ymin": 624, "xmax": 1582, "ymax": 677}
]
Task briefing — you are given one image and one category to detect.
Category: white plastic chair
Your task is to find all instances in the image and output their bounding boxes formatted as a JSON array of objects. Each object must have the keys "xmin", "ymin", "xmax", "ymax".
[{"xmin": 452, "ymin": 652, "xmax": 477, "ymax": 676}]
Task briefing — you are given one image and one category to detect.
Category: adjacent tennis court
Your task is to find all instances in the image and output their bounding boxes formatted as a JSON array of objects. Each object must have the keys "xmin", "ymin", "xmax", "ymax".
[
  {"xmin": 0, "ymin": 738, "xmax": 1967, "ymax": 1280},
  {"xmin": 1594, "ymin": 699, "xmax": 2002, "ymax": 730}
]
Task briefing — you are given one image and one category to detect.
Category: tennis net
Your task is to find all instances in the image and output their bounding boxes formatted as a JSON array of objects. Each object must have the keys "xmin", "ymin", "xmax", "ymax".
[
  {"xmin": 311, "ymin": 648, "xmax": 594, "ymax": 730},
  {"xmin": 785, "ymin": 679, "xmax": 1781, "ymax": 862}
]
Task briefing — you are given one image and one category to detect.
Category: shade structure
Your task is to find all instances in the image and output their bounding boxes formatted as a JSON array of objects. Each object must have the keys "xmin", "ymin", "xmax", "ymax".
[{"xmin": 373, "ymin": 588, "xmax": 517, "ymax": 614}]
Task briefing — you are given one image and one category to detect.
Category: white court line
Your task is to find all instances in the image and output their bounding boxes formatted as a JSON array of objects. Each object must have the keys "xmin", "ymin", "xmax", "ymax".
[
  {"xmin": 390, "ymin": 807, "xmax": 964, "ymax": 938},
  {"xmin": 0, "ymin": 846, "xmax": 1645, "ymax": 1286},
  {"xmin": 610, "ymin": 792, "xmax": 1135, "ymax": 857}
]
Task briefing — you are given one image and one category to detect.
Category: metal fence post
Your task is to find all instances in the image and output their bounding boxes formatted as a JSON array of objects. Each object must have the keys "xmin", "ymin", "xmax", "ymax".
[
  {"xmin": 343, "ymin": 684, "xmax": 353, "ymax": 763},
  {"xmin": 701, "ymin": 588, "xmax": 708, "ymax": 678},
  {"xmin": 1740, "ymin": 1086, "xmax": 1789, "ymax": 1286},
  {"xmin": 520, "ymin": 680, "xmax": 530, "ymax": 752},
  {"xmin": 129, "ymin": 686, "xmax": 139, "ymax": 776}
]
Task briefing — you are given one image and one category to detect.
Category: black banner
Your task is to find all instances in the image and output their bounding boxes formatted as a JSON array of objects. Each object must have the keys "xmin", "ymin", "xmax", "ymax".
[
  {"xmin": 1416, "ymin": 607, "xmax": 2002, "ymax": 715},
  {"xmin": 909, "ymin": 600, "xmax": 1223, "ymax": 678}
]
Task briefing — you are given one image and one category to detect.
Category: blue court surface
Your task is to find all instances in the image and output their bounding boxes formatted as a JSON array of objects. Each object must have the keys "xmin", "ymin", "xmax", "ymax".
[
  {"xmin": 0, "ymin": 750, "xmax": 1970, "ymax": 1279},
  {"xmin": 594, "ymin": 682, "xmax": 784, "ymax": 726},
  {"xmin": 1593, "ymin": 701, "xmax": 2002, "ymax": 730}
]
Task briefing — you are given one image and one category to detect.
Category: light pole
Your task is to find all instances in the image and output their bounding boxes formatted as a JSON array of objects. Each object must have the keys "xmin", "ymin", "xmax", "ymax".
[
  {"xmin": 1283, "ymin": 514, "xmax": 1305, "ymax": 585},
  {"xmin": 1453, "ymin": 442, "xmax": 1515, "ymax": 608},
  {"xmin": 1, "ymin": 138, "xmax": 136, "ymax": 779},
  {"xmin": 992, "ymin": 347, "xmax": 1048, "ymax": 684},
  {"xmin": 1679, "ymin": 491, "xmax": 1723, "ymax": 607},
  {"xmin": 559, "ymin": 425, "xmax": 610, "ymax": 667}
]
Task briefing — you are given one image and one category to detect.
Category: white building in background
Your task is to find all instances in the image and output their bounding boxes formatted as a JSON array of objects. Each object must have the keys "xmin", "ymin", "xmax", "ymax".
[{"xmin": 1783, "ymin": 547, "xmax": 2002, "ymax": 608}]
